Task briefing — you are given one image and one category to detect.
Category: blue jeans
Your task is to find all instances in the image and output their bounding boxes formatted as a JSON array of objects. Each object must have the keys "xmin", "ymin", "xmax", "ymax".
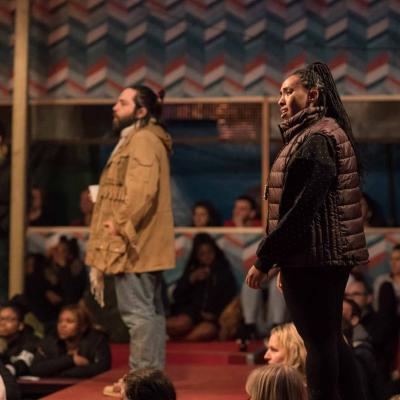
[{"xmin": 115, "ymin": 271, "xmax": 165, "ymax": 370}]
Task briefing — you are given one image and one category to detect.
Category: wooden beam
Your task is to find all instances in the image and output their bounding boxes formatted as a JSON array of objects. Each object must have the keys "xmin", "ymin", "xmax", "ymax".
[{"xmin": 9, "ymin": 0, "xmax": 30, "ymax": 297}]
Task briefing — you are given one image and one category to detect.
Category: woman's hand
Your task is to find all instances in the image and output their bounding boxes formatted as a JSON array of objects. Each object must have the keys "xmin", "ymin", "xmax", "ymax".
[
  {"xmin": 200, "ymin": 311, "xmax": 216, "ymax": 321},
  {"xmin": 245, "ymin": 265, "xmax": 268, "ymax": 289},
  {"xmin": 276, "ymin": 270, "xmax": 283, "ymax": 293},
  {"xmin": 72, "ymin": 352, "xmax": 89, "ymax": 366},
  {"xmin": 45, "ymin": 290, "xmax": 62, "ymax": 305},
  {"xmin": 189, "ymin": 267, "xmax": 210, "ymax": 284},
  {"xmin": 103, "ymin": 219, "xmax": 119, "ymax": 236}
]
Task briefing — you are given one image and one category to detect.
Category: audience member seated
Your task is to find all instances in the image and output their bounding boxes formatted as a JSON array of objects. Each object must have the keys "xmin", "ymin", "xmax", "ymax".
[
  {"xmin": 42, "ymin": 236, "xmax": 88, "ymax": 325},
  {"xmin": 342, "ymin": 298, "xmax": 388, "ymax": 400},
  {"xmin": 28, "ymin": 187, "xmax": 52, "ymax": 226},
  {"xmin": 224, "ymin": 195, "xmax": 261, "ymax": 227},
  {"xmin": 0, "ymin": 302, "xmax": 39, "ymax": 377},
  {"xmin": 373, "ymin": 244, "xmax": 400, "ymax": 379},
  {"xmin": 70, "ymin": 189, "xmax": 94, "ymax": 226},
  {"xmin": 24, "ymin": 253, "xmax": 51, "ymax": 325},
  {"xmin": 31, "ymin": 304, "xmax": 110, "ymax": 378},
  {"xmin": 191, "ymin": 200, "xmax": 221, "ymax": 227},
  {"xmin": 119, "ymin": 368, "xmax": 176, "ymax": 400},
  {"xmin": 167, "ymin": 233, "xmax": 237, "ymax": 341},
  {"xmin": 360, "ymin": 192, "xmax": 387, "ymax": 227},
  {"xmin": 245, "ymin": 364, "xmax": 308, "ymax": 400},
  {"xmin": 264, "ymin": 323, "xmax": 307, "ymax": 380},
  {"xmin": 345, "ymin": 277, "xmax": 379, "ymax": 343}
]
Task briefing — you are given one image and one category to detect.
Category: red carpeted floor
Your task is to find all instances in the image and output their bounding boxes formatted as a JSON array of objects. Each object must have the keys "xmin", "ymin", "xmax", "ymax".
[
  {"xmin": 41, "ymin": 341, "xmax": 263, "ymax": 400},
  {"xmin": 112, "ymin": 340, "xmax": 263, "ymax": 368},
  {"xmin": 42, "ymin": 364, "xmax": 254, "ymax": 400}
]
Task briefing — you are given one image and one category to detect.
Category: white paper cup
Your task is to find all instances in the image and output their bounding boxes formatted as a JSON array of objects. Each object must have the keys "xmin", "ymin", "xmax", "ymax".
[{"xmin": 88, "ymin": 185, "xmax": 99, "ymax": 203}]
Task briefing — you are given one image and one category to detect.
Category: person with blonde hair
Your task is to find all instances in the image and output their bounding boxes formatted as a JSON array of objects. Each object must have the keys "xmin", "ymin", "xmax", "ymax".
[
  {"xmin": 246, "ymin": 364, "xmax": 308, "ymax": 400},
  {"xmin": 264, "ymin": 323, "xmax": 307, "ymax": 378}
]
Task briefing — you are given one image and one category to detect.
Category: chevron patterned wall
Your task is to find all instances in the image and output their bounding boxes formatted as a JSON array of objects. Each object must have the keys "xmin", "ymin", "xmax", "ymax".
[{"xmin": 1, "ymin": 0, "xmax": 400, "ymax": 99}]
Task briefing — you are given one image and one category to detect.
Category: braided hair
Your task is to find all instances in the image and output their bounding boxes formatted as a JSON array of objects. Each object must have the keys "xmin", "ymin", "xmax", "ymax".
[
  {"xmin": 293, "ymin": 62, "xmax": 363, "ymax": 175},
  {"xmin": 129, "ymin": 85, "xmax": 165, "ymax": 128}
]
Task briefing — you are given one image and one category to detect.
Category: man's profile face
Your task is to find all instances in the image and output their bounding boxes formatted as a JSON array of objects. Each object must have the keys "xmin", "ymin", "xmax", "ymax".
[
  {"xmin": 345, "ymin": 281, "xmax": 369, "ymax": 309},
  {"xmin": 112, "ymin": 88, "xmax": 138, "ymax": 135},
  {"xmin": 233, "ymin": 199, "xmax": 255, "ymax": 225}
]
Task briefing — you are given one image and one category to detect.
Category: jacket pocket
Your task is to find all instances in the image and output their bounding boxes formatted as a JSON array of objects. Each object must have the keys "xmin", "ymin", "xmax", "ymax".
[
  {"xmin": 95, "ymin": 237, "xmax": 128, "ymax": 272},
  {"xmin": 116, "ymin": 156, "xmax": 129, "ymax": 185},
  {"xmin": 104, "ymin": 156, "xmax": 129, "ymax": 187}
]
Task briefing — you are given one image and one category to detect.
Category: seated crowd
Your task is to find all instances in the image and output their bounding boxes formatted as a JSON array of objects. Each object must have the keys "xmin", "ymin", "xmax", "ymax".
[
  {"xmin": 0, "ymin": 189, "xmax": 397, "ymax": 400},
  {"xmin": 0, "ymin": 301, "xmax": 111, "ymax": 399}
]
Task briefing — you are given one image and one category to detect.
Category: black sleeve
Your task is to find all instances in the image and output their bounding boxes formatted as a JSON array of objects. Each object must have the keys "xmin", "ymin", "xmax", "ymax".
[
  {"xmin": 0, "ymin": 361, "xmax": 20, "ymax": 400},
  {"xmin": 11, "ymin": 355, "xmax": 34, "ymax": 377},
  {"xmin": 204, "ymin": 265, "xmax": 238, "ymax": 316},
  {"xmin": 255, "ymin": 134, "xmax": 337, "ymax": 272},
  {"xmin": 30, "ymin": 338, "xmax": 75, "ymax": 377},
  {"xmin": 10, "ymin": 335, "xmax": 40, "ymax": 376},
  {"xmin": 377, "ymin": 281, "xmax": 397, "ymax": 318},
  {"xmin": 59, "ymin": 261, "xmax": 88, "ymax": 305},
  {"xmin": 58, "ymin": 334, "xmax": 111, "ymax": 378},
  {"xmin": 372, "ymin": 282, "xmax": 398, "ymax": 344},
  {"xmin": 172, "ymin": 266, "xmax": 196, "ymax": 305}
]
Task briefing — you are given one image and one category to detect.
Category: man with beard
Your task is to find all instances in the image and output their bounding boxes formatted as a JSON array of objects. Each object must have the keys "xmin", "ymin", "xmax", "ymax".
[{"xmin": 85, "ymin": 85, "xmax": 175, "ymax": 372}]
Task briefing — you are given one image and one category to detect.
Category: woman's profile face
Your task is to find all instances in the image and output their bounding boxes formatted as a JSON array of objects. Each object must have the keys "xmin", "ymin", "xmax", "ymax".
[
  {"xmin": 57, "ymin": 310, "xmax": 80, "ymax": 340},
  {"xmin": 278, "ymin": 75, "xmax": 310, "ymax": 120},
  {"xmin": 192, "ymin": 206, "xmax": 210, "ymax": 227},
  {"xmin": 197, "ymin": 243, "xmax": 216, "ymax": 267},
  {"xmin": 264, "ymin": 333, "xmax": 286, "ymax": 365}
]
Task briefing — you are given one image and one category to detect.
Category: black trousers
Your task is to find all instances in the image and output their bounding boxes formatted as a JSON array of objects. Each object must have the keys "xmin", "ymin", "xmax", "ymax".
[{"xmin": 280, "ymin": 266, "xmax": 366, "ymax": 400}]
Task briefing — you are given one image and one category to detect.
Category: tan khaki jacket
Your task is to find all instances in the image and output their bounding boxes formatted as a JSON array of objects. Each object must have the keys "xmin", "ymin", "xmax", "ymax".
[{"xmin": 85, "ymin": 120, "xmax": 175, "ymax": 274}]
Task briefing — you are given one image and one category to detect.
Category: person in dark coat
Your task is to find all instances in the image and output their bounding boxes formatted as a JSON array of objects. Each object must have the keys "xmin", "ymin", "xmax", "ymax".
[
  {"xmin": 31, "ymin": 304, "xmax": 110, "ymax": 378},
  {"xmin": 373, "ymin": 244, "xmax": 400, "ymax": 379},
  {"xmin": 246, "ymin": 62, "xmax": 369, "ymax": 400},
  {"xmin": 342, "ymin": 298, "xmax": 389, "ymax": 400},
  {"xmin": 0, "ymin": 303, "xmax": 39, "ymax": 377},
  {"xmin": 42, "ymin": 236, "xmax": 88, "ymax": 326},
  {"xmin": 167, "ymin": 233, "xmax": 237, "ymax": 341}
]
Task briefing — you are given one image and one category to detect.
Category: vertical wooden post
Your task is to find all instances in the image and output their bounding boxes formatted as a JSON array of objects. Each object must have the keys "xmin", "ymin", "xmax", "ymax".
[
  {"xmin": 261, "ymin": 97, "xmax": 270, "ymax": 229},
  {"xmin": 9, "ymin": 0, "xmax": 30, "ymax": 297}
]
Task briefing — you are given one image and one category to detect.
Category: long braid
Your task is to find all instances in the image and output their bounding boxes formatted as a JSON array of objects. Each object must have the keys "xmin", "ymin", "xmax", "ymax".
[
  {"xmin": 309, "ymin": 62, "xmax": 353, "ymax": 138},
  {"xmin": 293, "ymin": 62, "xmax": 363, "ymax": 176}
]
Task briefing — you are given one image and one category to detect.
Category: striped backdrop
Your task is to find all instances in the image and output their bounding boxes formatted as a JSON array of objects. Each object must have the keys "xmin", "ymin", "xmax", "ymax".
[{"xmin": 1, "ymin": 0, "xmax": 400, "ymax": 99}]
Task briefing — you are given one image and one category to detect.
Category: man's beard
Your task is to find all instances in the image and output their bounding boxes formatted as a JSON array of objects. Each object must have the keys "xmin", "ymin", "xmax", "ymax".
[{"xmin": 112, "ymin": 113, "xmax": 139, "ymax": 137}]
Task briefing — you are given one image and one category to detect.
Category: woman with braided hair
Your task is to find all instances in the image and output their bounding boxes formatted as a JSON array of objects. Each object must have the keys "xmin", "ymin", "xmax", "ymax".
[{"xmin": 246, "ymin": 62, "xmax": 369, "ymax": 400}]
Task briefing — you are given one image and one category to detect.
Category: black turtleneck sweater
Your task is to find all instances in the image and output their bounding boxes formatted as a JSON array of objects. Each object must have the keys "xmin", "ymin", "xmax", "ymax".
[{"xmin": 255, "ymin": 132, "xmax": 337, "ymax": 271}]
